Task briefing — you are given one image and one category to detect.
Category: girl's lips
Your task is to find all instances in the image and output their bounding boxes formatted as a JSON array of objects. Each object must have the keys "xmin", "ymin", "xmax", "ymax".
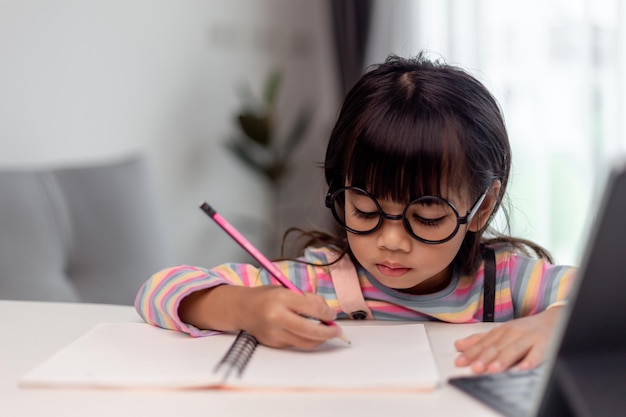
[{"xmin": 376, "ymin": 263, "xmax": 411, "ymax": 277}]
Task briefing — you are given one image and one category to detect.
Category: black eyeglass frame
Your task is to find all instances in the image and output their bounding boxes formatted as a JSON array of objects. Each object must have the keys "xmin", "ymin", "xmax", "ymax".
[{"xmin": 325, "ymin": 186, "xmax": 488, "ymax": 245}]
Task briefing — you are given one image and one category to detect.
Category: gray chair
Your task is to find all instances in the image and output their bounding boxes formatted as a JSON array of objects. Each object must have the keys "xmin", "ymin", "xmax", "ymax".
[{"xmin": 0, "ymin": 154, "xmax": 170, "ymax": 305}]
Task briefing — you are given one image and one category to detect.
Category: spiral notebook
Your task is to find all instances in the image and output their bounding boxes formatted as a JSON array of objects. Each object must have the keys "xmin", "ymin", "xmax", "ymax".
[{"xmin": 19, "ymin": 322, "xmax": 440, "ymax": 391}]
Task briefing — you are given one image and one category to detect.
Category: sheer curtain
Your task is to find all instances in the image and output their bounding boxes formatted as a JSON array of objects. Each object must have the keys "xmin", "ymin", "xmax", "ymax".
[{"xmin": 366, "ymin": 0, "xmax": 626, "ymax": 264}]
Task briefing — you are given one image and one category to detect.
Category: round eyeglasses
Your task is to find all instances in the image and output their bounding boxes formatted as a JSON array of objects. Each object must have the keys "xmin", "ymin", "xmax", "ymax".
[{"xmin": 325, "ymin": 186, "xmax": 488, "ymax": 244}]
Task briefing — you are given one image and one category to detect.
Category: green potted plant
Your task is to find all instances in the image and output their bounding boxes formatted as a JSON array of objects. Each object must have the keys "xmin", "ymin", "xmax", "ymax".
[{"xmin": 225, "ymin": 69, "xmax": 314, "ymax": 253}]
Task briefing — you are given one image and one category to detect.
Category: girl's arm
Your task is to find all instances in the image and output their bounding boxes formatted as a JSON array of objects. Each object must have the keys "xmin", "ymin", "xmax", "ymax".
[
  {"xmin": 454, "ymin": 252, "xmax": 575, "ymax": 374},
  {"xmin": 179, "ymin": 284, "xmax": 340, "ymax": 349},
  {"xmin": 134, "ymin": 261, "xmax": 340, "ymax": 348}
]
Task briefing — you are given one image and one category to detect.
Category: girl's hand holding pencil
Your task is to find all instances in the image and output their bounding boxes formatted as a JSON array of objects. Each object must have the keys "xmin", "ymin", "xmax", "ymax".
[
  {"xmin": 194, "ymin": 202, "xmax": 349, "ymax": 348},
  {"xmin": 178, "ymin": 266, "xmax": 346, "ymax": 350},
  {"xmin": 227, "ymin": 285, "xmax": 343, "ymax": 349}
]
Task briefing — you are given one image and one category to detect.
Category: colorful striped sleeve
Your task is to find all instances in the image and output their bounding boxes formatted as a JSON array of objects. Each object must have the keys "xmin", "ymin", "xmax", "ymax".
[
  {"xmin": 506, "ymin": 253, "xmax": 576, "ymax": 317},
  {"xmin": 134, "ymin": 259, "xmax": 325, "ymax": 336},
  {"xmin": 134, "ymin": 265, "xmax": 230, "ymax": 336}
]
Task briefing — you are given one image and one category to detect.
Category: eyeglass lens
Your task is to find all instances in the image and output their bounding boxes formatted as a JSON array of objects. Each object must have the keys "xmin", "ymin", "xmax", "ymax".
[{"xmin": 332, "ymin": 188, "xmax": 460, "ymax": 242}]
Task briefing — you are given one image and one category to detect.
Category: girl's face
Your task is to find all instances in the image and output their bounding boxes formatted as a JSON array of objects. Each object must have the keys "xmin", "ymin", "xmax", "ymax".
[{"xmin": 346, "ymin": 190, "xmax": 476, "ymax": 294}]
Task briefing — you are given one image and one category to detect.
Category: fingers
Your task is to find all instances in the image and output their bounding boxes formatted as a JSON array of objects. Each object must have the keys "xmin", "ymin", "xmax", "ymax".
[
  {"xmin": 454, "ymin": 316, "xmax": 553, "ymax": 374},
  {"xmin": 295, "ymin": 292, "xmax": 338, "ymax": 323},
  {"xmin": 290, "ymin": 293, "xmax": 342, "ymax": 341},
  {"xmin": 516, "ymin": 343, "xmax": 547, "ymax": 371},
  {"xmin": 465, "ymin": 338, "xmax": 531, "ymax": 374},
  {"xmin": 264, "ymin": 314, "xmax": 342, "ymax": 349},
  {"xmin": 455, "ymin": 330, "xmax": 512, "ymax": 373},
  {"xmin": 242, "ymin": 287, "xmax": 340, "ymax": 349},
  {"xmin": 454, "ymin": 332, "xmax": 485, "ymax": 351}
]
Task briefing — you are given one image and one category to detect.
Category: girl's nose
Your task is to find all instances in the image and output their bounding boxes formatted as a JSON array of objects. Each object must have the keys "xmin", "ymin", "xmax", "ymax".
[{"xmin": 376, "ymin": 218, "xmax": 412, "ymax": 252}]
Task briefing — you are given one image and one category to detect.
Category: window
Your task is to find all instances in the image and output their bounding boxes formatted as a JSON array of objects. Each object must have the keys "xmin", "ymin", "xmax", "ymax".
[{"xmin": 370, "ymin": 0, "xmax": 625, "ymax": 264}]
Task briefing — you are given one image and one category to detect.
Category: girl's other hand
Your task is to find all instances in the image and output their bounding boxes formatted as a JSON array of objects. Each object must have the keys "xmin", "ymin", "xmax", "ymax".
[
  {"xmin": 236, "ymin": 286, "xmax": 341, "ymax": 349},
  {"xmin": 453, "ymin": 307, "xmax": 563, "ymax": 374}
]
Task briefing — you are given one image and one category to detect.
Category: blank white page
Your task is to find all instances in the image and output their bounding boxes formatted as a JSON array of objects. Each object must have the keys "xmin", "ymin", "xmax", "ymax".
[
  {"xmin": 241, "ymin": 323, "xmax": 440, "ymax": 391},
  {"xmin": 19, "ymin": 322, "xmax": 440, "ymax": 391}
]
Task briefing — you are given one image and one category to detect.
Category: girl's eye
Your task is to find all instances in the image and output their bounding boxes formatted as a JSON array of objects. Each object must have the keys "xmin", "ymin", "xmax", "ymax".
[
  {"xmin": 407, "ymin": 199, "xmax": 454, "ymax": 228},
  {"xmin": 352, "ymin": 207, "xmax": 379, "ymax": 219},
  {"xmin": 412, "ymin": 214, "xmax": 446, "ymax": 227}
]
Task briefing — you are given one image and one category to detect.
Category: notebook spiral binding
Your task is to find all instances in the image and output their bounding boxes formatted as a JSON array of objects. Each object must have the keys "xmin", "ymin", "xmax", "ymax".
[{"xmin": 214, "ymin": 330, "xmax": 259, "ymax": 381}]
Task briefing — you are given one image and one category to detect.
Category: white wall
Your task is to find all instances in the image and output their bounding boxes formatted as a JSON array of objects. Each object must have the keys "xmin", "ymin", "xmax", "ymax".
[{"xmin": 0, "ymin": 0, "xmax": 340, "ymax": 267}]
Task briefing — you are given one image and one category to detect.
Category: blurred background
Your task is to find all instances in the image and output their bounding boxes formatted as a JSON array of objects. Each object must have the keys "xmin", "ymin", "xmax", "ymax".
[{"xmin": 1, "ymin": 0, "xmax": 624, "ymax": 303}]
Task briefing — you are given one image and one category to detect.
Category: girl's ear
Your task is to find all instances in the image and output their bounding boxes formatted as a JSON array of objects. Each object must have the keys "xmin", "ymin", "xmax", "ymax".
[{"xmin": 469, "ymin": 180, "xmax": 502, "ymax": 232}]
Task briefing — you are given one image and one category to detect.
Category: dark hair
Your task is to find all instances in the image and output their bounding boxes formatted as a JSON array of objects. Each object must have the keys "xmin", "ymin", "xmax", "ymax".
[{"xmin": 283, "ymin": 53, "xmax": 552, "ymax": 273}]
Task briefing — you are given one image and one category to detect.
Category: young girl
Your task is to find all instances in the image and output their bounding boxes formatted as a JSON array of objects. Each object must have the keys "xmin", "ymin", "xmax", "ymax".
[{"xmin": 135, "ymin": 53, "xmax": 575, "ymax": 375}]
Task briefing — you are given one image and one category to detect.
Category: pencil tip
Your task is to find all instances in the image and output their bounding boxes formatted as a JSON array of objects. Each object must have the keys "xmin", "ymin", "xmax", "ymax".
[{"xmin": 339, "ymin": 333, "xmax": 351, "ymax": 345}]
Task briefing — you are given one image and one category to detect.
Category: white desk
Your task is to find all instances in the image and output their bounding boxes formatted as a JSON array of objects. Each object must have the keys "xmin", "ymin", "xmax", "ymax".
[{"xmin": 0, "ymin": 300, "xmax": 500, "ymax": 417}]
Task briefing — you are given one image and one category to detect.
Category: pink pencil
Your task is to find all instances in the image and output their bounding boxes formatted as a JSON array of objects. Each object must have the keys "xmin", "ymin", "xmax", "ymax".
[{"xmin": 200, "ymin": 202, "xmax": 349, "ymax": 344}]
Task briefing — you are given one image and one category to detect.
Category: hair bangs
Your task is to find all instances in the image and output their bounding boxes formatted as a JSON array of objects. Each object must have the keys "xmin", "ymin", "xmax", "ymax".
[{"xmin": 346, "ymin": 106, "xmax": 470, "ymax": 203}]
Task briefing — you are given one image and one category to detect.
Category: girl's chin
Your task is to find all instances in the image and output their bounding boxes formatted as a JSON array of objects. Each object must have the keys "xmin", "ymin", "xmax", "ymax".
[{"xmin": 373, "ymin": 275, "xmax": 421, "ymax": 291}]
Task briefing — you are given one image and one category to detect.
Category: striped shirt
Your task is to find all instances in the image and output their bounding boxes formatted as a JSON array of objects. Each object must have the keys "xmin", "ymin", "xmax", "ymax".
[{"xmin": 135, "ymin": 244, "xmax": 576, "ymax": 337}]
